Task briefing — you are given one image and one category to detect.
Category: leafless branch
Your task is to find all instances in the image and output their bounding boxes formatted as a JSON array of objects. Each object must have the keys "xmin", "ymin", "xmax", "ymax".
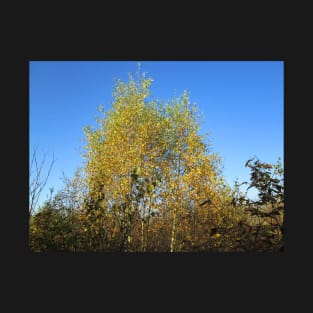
[{"xmin": 29, "ymin": 148, "xmax": 56, "ymax": 216}]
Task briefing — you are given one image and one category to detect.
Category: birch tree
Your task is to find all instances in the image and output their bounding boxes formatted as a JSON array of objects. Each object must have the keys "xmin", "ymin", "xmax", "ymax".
[{"xmin": 82, "ymin": 66, "xmax": 226, "ymax": 251}]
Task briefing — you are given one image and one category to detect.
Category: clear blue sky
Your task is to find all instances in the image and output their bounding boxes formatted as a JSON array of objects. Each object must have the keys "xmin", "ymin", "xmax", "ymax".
[{"xmin": 30, "ymin": 61, "xmax": 284, "ymax": 207}]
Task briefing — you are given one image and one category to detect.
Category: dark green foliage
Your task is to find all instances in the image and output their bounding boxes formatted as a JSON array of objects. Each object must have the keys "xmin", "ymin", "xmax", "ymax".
[
  {"xmin": 232, "ymin": 157, "xmax": 284, "ymax": 252},
  {"xmin": 29, "ymin": 202, "xmax": 75, "ymax": 252}
]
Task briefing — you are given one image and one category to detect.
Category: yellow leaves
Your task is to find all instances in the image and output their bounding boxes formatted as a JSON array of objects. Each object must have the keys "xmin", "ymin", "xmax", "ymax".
[
  {"xmin": 211, "ymin": 233, "xmax": 222, "ymax": 239},
  {"xmin": 147, "ymin": 184, "xmax": 154, "ymax": 193},
  {"xmin": 77, "ymin": 213, "xmax": 85, "ymax": 221},
  {"xmin": 195, "ymin": 167, "xmax": 202, "ymax": 175},
  {"xmin": 81, "ymin": 68, "xmax": 227, "ymax": 249},
  {"xmin": 134, "ymin": 166, "xmax": 141, "ymax": 175},
  {"xmin": 168, "ymin": 180, "xmax": 176, "ymax": 190}
]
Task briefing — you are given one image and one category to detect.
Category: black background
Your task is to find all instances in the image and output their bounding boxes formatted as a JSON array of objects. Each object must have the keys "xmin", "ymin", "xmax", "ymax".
[{"xmin": 2, "ymin": 2, "xmax": 309, "ymax": 311}]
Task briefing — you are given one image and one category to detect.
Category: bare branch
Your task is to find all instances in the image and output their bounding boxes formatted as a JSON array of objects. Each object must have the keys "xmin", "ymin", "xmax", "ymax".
[{"xmin": 29, "ymin": 148, "xmax": 56, "ymax": 216}]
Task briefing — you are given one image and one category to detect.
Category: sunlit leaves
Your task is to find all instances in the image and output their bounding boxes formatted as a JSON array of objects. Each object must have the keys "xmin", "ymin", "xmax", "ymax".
[
  {"xmin": 81, "ymin": 67, "xmax": 228, "ymax": 251},
  {"xmin": 30, "ymin": 66, "xmax": 284, "ymax": 253}
]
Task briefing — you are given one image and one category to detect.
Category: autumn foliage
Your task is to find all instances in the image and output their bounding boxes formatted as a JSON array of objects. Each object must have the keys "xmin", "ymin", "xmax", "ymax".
[{"xmin": 29, "ymin": 68, "xmax": 284, "ymax": 252}]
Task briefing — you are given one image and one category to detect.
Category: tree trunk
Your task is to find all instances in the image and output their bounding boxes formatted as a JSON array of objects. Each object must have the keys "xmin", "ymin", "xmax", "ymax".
[{"xmin": 170, "ymin": 209, "xmax": 177, "ymax": 252}]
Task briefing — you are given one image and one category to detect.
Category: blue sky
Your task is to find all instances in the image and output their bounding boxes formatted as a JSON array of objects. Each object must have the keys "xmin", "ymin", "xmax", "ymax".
[{"xmin": 30, "ymin": 61, "xmax": 284, "ymax": 207}]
